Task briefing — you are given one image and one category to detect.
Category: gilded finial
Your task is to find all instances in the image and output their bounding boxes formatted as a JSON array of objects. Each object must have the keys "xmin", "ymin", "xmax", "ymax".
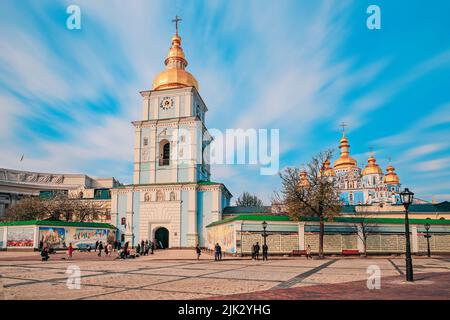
[{"xmin": 340, "ymin": 122, "xmax": 347, "ymax": 135}]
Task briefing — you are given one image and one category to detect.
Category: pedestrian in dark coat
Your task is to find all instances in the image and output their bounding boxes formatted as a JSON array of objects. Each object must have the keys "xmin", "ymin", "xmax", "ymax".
[
  {"xmin": 262, "ymin": 243, "xmax": 268, "ymax": 261},
  {"xmin": 98, "ymin": 241, "xmax": 103, "ymax": 257},
  {"xmin": 255, "ymin": 242, "xmax": 260, "ymax": 260},
  {"xmin": 214, "ymin": 243, "xmax": 220, "ymax": 261},
  {"xmin": 95, "ymin": 240, "xmax": 99, "ymax": 252},
  {"xmin": 124, "ymin": 241, "xmax": 129, "ymax": 258},
  {"xmin": 195, "ymin": 244, "xmax": 201, "ymax": 260}
]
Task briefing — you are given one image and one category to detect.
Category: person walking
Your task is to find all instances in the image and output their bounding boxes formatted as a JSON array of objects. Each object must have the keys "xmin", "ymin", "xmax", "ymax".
[
  {"xmin": 195, "ymin": 244, "xmax": 201, "ymax": 260},
  {"xmin": 262, "ymin": 243, "xmax": 268, "ymax": 261},
  {"xmin": 98, "ymin": 241, "xmax": 103, "ymax": 257},
  {"xmin": 95, "ymin": 240, "xmax": 99, "ymax": 252},
  {"xmin": 251, "ymin": 243, "xmax": 256, "ymax": 260},
  {"xmin": 68, "ymin": 243, "xmax": 73, "ymax": 259},
  {"xmin": 214, "ymin": 243, "xmax": 220, "ymax": 261},
  {"xmin": 218, "ymin": 244, "xmax": 223, "ymax": 261},
  {"xmin": 255, "ymin": 242, "xmax": 260, "ymax": 260},
  {"xmin": 306, "ymin": 245, "xmax": 312, "ymax": 260},
  {"xmin": 150, "ymin": 241, "xmax": 154, "ymax": 254},
  {"xmin": 145, "ymin": 240, "xmax": 149, "ymax": 255}
]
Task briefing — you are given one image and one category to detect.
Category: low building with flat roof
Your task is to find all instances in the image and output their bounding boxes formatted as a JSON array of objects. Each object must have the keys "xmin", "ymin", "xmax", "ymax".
[{"xmin": 0, "ymin": 220, "xmax": 116, "ymax": 251}]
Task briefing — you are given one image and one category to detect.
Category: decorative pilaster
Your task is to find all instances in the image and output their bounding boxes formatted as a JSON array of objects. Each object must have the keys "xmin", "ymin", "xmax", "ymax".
[{"xmin": 298, "ymin": 222, "xmax": 305, "ymax": 250}]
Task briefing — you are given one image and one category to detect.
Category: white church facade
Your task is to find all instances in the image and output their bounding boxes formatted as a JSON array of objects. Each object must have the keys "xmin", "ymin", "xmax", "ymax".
[{"xmin": 110, "ymin": 27, "xmax": 231, "ymax": 248}]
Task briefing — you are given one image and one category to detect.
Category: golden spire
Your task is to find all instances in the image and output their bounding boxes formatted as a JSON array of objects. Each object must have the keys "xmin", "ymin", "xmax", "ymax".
[
  {"xmin": 333, "ymin": 123, "xmax": 358, "ymax": 170},
  {"xmin": 384, "ymin": 160, "xmax": 400, "ymax": 184},
  {"xmin": 152, "ymin": 16, "xmax": 199, "ymax": 91},
  {"xmin": 362, "ymin": 149, "xmax": 382, "ymax": 175}
]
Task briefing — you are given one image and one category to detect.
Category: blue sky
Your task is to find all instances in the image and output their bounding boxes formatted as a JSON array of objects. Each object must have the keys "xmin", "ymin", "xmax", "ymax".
[{"xmin": 1, "ymin": 0, "xmax": 450, "ymax": 204}]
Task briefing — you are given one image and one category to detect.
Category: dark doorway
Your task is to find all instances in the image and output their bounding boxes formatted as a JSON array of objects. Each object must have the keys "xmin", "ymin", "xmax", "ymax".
[{"xmin": 155, "ymin": 227, "xmax": 169, "ymax": 249}]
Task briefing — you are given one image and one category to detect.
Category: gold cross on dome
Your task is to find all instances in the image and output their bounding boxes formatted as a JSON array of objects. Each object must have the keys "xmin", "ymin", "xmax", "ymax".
[
  {"xmin": 340, "ymin": 122, "xmax": 347, "ymax": 133},
  {"xmin": 172, "ymin": 15, "xmax": 182, "ymax": 35}
]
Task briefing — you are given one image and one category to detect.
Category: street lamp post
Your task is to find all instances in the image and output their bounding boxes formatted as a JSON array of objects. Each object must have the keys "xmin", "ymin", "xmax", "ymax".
[
  {"xmin": 399, "ymin": 188, "xmax": 414, "ymax": 282},
  {"xmin": 262, "ymin": 221, "xmax": 268, "ymax": 247},
  {"xmin": 424, "ymin": 222, "xmax": 432, "ymax": 258}
]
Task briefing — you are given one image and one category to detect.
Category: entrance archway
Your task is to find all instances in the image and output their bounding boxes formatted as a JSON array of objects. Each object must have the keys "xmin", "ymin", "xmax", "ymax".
[{"xmin": 154, "ymin": 227, "xmax": 169, "ymax": 249}]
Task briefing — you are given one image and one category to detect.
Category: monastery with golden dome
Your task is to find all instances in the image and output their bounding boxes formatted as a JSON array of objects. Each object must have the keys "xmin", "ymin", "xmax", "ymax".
[{"xmin": 325, "ymin": 129, "xmax": 402, "ymax": 206}]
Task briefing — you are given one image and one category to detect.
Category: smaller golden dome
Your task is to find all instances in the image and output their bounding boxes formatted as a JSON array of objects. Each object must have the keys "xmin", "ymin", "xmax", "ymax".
[
  {"xmin": 362, "ymin": 155, "xmax": 383, "ymax": 175},
  {"xmin": 299, "ymin": 170, "xmax": 310, "ymax": 187},
  {"xmin": 152, "ymin": 32, "xmax": 199, "ymax": 91},
  {"xmin": 322, "ymin": 159, "xmax": 336, "ymax": 177},
  {"xmin": 384, "ymin": 164, "xmax": 400, "ymax": 184}
]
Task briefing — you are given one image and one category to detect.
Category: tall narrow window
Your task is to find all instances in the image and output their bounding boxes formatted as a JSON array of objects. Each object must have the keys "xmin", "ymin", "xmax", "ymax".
[{"xmin": 159, "ymin": 139, "xmax": 170, "ymax": 166}]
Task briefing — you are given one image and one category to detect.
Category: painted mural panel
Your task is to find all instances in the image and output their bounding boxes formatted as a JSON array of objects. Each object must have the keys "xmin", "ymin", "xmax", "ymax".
[
  {"xmin": 207, "ymin": 224, "xmax": 235, "ymax": 253},
  {"xmin": 39, "ymin": 227, "xmax": 66, "ymax": 249},
  {"xmin": 70, "ymin": 228, "xmax": 115, "ymax": 249},
  {"xmin": 7, "ymin": 227, "xmax": 34, "ymax": 247}
]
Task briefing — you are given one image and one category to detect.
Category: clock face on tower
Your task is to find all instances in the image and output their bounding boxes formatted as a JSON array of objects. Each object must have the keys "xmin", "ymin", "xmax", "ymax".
[{"xmin": 160, "ymin": 96, "xmax": 174, "ymax": 110}]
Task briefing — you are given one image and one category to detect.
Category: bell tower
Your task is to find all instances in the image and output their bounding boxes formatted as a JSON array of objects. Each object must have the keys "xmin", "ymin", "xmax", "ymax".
[{"xmin": 132, "ymin": 18, "xmax": 211, "ymax": 185}]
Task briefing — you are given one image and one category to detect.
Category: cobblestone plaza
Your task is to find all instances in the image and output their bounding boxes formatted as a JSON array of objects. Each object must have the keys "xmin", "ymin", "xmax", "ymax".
[{"xmin": 1, "ymin": 250, "xmax": 450, "ymax": 300}]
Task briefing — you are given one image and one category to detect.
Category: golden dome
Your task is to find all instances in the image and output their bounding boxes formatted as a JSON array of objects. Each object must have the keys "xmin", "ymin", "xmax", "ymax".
[
  {"xmin": 384, "ymin": 163, "xmax": 400, "ymax": 184},
  {"xmin": 333, "ymin": 131, "xmax": 358, "ymax": 170},
  {"xmin": 362, "ymin": 154, "xmax": 382, "ymax": 175},
  {"xmin": 322, "ymin": 159, "xmax": 336, "ymax": 177},
  {"xmin": 152, "ymin": 33, "xmax": 199, "ymax": 91},
  {"xmin": 299, "ymin": 170, "xmax": 310, "ymax": 187}
]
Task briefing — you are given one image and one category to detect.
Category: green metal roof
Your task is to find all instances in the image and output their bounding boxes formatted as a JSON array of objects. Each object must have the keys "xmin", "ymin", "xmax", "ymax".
[
  {"xmin": 0, "ymin": 220, "xmax": 116, "ymax": 229},
  {"xmin": 223, "ymin": 206, "xmax": 271, "ymax": 215},
  {"xmin": 207, "ymin": 214, "xmax": 292, "ymax": 227},
  {"xmin": 206, "ymin": 214, "xmax": 450, "ymax": 228}
]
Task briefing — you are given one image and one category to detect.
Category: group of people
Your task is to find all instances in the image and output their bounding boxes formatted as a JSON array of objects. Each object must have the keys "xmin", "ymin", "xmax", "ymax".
[
  {"xmin": 251, "ymin": 242, "xmax": 269, "ymax": 261},
  {"xmin": 136, "ymin": 240, "xmax": 155, "ymax": 256}
]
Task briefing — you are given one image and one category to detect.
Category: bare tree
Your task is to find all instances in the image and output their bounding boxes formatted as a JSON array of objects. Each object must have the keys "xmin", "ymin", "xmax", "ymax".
[
  {"xmin": 277, "ymin": 150, "xmax": 341, "ymax": 258},
  {"xmin": 4, "ymin": 191, "xmax": 107, "ymax": 222},
  {"xmin": 352, "ymin": 208, "xmax": 377, "ymax": 257},
  {"xmin": 3, "ymin": 196, "xmax": 47, "ymax": 221},
  {"xmin": 235, "ymin": 192, "xmax": 264, "ymax": 207}
]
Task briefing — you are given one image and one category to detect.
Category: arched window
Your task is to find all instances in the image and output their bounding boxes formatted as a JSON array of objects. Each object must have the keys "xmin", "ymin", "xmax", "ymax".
[
  {"xmin": 144, "ymin": 193, "xmax": 150, "ymax": 202},
  {"xmin": 156, "ymin": 191, "xmax": 164, "ymax": 202},
  {"xmin": 170, "ymin": 191, "xmax": 176, "ymax": 201},
  {"xmin": 159, "ymin": 139, "xmax": 170, "ymax": 166}
]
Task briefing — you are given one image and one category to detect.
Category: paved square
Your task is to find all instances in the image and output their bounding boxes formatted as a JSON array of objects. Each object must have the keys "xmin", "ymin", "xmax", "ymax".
[{"xmin": 1, "ymin": 250, "xmax": 450, "ymax": 299}]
